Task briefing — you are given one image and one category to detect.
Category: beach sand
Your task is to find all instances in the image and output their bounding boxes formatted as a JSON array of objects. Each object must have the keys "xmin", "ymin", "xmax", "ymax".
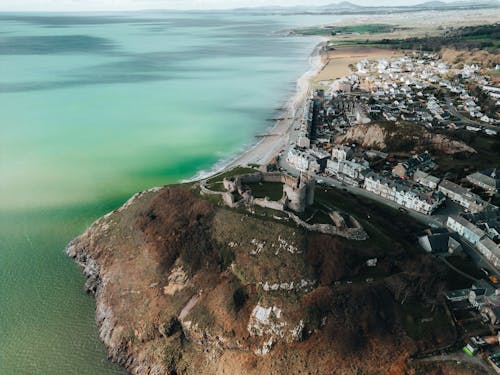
[
  {"xmin": 187, "ymin": 41, "xmax": 327, "ymax": 181},
  {"xmin": 315, "ymin": 46, "xmax": 402, "ymax": 82},
  {"xmin": 188, "ymin": 44, "xmax": 398, "ymax": 182},
  {"xmin": 225, "ymin": 42, "xmax": 327, "ymax": 168}
]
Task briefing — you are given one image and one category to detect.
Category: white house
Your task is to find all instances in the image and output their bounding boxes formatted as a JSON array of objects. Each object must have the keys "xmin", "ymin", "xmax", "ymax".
[{"xmin": 447, "ymin": 215, "xmax": 485, "ymax": 245}]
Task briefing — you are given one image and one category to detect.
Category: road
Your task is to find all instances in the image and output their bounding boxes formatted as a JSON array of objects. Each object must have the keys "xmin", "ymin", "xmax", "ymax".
[
  {"xmin": 459, "ymin": 238, "xmax": 500, "ymax": 279},
  {"xmin": 279, "ymin": 156, "xmax": 444, "ymax": 228},
  {"xmin": 445, "ymin": 97, "xmax": 499, "ymax": 131},
  {"xmin": 279, "ymin": 156, "xmax": 500, "ymax": 279}
]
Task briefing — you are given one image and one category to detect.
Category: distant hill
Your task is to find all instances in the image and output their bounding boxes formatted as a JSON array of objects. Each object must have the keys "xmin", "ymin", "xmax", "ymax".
[
  {"xmin": 320, "ymin": 1, "xmax": 362, "ymax": 10},
  {"xmin": 416, "ymin": 0, "xmax": 499, "ymax": 7},
  {"xmin": 415, "ymin": 1, "xmax": 449, "ymax": 8},
  {"xmin": 234, "ymin": 0, "xmax": 500, "ymax": 14}
]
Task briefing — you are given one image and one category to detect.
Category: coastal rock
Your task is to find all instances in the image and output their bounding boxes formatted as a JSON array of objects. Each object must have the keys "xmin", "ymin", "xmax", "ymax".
[{"xmin": 67, "ymin": 184, "xmax": 466, "ymax": 374}]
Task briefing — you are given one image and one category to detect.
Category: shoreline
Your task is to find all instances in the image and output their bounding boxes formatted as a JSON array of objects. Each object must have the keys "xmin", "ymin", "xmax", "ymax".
[
  {"xmin": 185, "ymin": 39, "xmax": 328, "ymax": 182},
  {"xmin": 185, "ymin": 43, "xmax": 400, "ymax": 183}
]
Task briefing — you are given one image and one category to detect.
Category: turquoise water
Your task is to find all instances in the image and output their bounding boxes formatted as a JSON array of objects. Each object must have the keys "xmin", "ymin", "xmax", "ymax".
[{"xmin": 0, "ymin": 11, "xmax": 337, "ymax": 374}]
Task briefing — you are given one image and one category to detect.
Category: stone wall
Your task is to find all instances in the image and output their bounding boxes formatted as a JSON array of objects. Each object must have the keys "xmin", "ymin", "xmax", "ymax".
[
  {"xmin": 238, "ymin": 173, "xmax": 264, "ymax": 185},
  {"xmin": 287, "ymin": 212, "xmax": 368, "ymax": 240},
  {"xmin": 253, "ymin": 198, "xmax": 285, "ymax": 212},
  {"xmin": 329, "ymin": 212, "xmax": 346, "ymax": 228},
  {"xmin": 261, "ymin": 173, "xmax": 285, "ymax": 184},
  {"xmin": 203, "ymin": 170, "xmax": 368, "ymax": 240}
]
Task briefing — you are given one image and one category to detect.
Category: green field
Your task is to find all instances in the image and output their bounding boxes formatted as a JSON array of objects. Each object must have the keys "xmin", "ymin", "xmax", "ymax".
[
  {"xmin": 246, "ymin": 181, "xmax": 284, "ymax": 201},
  {"xmin": 205, "ymin": 166, "xmax": 257, "ymax": 185},
  {"xmin": 296, "ymin": 23, "xmax": 394, "ymax": 36}
]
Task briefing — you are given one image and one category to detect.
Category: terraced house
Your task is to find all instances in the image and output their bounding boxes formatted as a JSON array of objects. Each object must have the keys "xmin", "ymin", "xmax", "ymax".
[{"xmin": 364, "ymin": 172, "xmax": 444, "ymax": 215}]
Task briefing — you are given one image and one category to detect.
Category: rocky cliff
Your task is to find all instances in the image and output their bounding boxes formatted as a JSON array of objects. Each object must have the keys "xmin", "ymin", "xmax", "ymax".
[
  {"xmin": 336, "ymin": 122, "xmax": 476, "ymax": 154},
  {"xmin": 67, "ymin": 184, "xmax": 482, "ymax": 375}
]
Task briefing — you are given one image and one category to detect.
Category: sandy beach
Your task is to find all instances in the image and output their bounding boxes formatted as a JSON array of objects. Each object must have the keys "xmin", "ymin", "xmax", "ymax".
[
  {"xmin": 186, "ymin": 40, "xmax": 327, "ymax": 181},
  {"xmin": 224, "ymin": 41, "xmax": 328, "ymax": 167},
  {"xmin": 314, "ymin": 46, "xmax": 401, "ymax": 82},
  {"xmin": 188, "ymin": 44, "xmax": 398, "ymax": 182}
]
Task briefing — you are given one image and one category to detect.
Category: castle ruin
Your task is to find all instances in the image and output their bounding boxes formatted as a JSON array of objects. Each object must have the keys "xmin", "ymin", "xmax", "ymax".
[
  {"xmin": 199, "ymin": 169, "xmax": 367, "ymax": 240},
  {"xmin": 282, "ymin": 173, "xmax": 315, "ymax": 213},
  {"xmin": 221, "ymin": 171, "xmax": 314, "ymax": 213}
]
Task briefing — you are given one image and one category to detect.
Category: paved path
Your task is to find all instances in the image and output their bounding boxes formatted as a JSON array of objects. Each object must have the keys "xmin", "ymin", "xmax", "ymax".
[{"xmin": 440, "ymin": 257, "xmax": 479, "ymax": 283}]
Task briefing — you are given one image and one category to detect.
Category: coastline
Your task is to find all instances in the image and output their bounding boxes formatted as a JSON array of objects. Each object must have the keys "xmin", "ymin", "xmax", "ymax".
[
  {"xmin": 185, "ymin": 39, "xmax": 328, "ymax": 182},
  {"xmin": 186, "ymin": 43, "xmax": 400, "ymax": 183}
]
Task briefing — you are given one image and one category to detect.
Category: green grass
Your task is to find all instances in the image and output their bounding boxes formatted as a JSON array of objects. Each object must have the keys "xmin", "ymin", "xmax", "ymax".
[
  {"xmin": 315, "ymin": 186, "xmax": 425, "ymax": 252},
  {"xmin": 205, "ymin": 166, "xmax": 257, "ymax": 185},
  {"xmin": 462, "ymin": 35, "xmax": 500, "ymax": 46},
  {"xmin": 205, "ymin": 181, "xmax": 226, "ymax": 192},
  {"xmin": 310, "ymin": 209, "xmax": 333, "ymax": 225},
  {"xmin": 246, "ymin": 181, "xmax": 284, "ymax": 201},
  {"xmin": 296, "ymin": 24, "xmax": 394, "ymax": 36}
]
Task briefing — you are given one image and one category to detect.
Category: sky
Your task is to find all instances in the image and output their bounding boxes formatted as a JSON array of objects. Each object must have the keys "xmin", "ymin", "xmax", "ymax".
[{"xmin": 0, "ymin": 0, "xmax": 456, "ymax": 12}]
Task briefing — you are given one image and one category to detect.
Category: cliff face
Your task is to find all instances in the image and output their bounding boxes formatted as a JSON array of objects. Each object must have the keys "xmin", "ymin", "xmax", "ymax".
[
  {"xmin": 67, "ymin": 184, "xmax": 466, "ymax": 375},
  {"xmin": 336, "ymin": 122, "xmax": 476, "ymax": 154}
]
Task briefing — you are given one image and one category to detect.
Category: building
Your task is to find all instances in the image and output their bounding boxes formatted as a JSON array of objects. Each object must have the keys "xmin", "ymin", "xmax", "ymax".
[
  {"xmin": 326, "ymin": 158, "xmax": 369, "ymax": 185},
  {"xmin": 392, "ymin": 152, "xmax": 434, "ymax": 178},
  {"xmin": 467, "ymin": 169, "xmax": 500, "ymax": 195},
  {"xmin": 418, "ymin": 232, "xmax": 462, "ymax": 253},
  {"xmin": 331, "ymin": 145, "xmax": 353, "ymax": 161},
  {"xmin": 447, "ymin": 215, "xmax": 485, "ymax": 245},
  {"xmin": 413, "ymin": 169, "xmax": 440, "ymax": 190},
  {"xmin": 438, "ymin": 180, "xmax": 489, "ymax": 213},
  {"xmin": 364, "ymin": 172, "xmax": 444, "ymax": 215},
  {"xmin": 477, "ymin": 237, "xmax": 500, "ymax": 269},
  {"xmin": 286, "ymin": 147, "xmax": 313, "ymax": 172},
  {"xmin": 465, "ymin": 211, "xmax": 500, "ymax": 241},
  {"xmin": 287, "ymin": 147, "xmax": 309, "ymax": 172}
]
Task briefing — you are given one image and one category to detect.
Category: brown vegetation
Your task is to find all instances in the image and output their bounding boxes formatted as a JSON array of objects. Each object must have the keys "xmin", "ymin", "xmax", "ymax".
[
  {"xmin": 336, "ymin": 122, "xmax": 476, "ymax": 155},
  {"xmin": 67, "ymin": 184, "xmax": 479, "ymax": 374}
]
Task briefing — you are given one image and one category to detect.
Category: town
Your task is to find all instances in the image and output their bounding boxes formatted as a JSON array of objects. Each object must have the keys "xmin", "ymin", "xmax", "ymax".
[
  {"xmin": 193, "ymin": 38, "xmax": 500, "ymax": 374},
  {"xmin": 275, "ymin": 51, "xmax": 500, "ymax": 371}
]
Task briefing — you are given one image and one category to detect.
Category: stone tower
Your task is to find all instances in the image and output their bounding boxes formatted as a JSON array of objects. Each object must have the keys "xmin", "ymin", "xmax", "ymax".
[
  {"xmin": 282, "ymin": 172, "xmax": 315, "ymax": 213},
  {"xmin": 302, "ymin": 172, "xmax": 315, "ymax": 207}
]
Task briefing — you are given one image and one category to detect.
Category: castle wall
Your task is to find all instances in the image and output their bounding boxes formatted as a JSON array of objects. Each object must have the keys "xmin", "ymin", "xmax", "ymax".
[
  {"xmin": 261, "ymin": 173, "xmax": 285, "ymax": 184},
  {"xmin": 204, "ymin": 170, "xmax": 368, "ymax": 241},
  {"xmin": 223, "ymin": 178, "xmax": 239, "ymax": 193},
  {"xmin": 306, "ymin": 180, "xmax": 315, "ymax": 207},
  {"xmin": 222, "ymin": 170, "xmax": 315, "ymax": 214},
  {"xmin": 329, "ymin": 212, "xmax": 346, "ymax": 228},
  {"xmin": 253, "ymin": 198, "xmax": 285, "ymax": 212},
  {"xmin": 287, "ymin": 212, "xmax": 368, "ymax": 240},
  {"xmin": 238, "ymin": 173, "xmax": 263, "ymax": 185}
]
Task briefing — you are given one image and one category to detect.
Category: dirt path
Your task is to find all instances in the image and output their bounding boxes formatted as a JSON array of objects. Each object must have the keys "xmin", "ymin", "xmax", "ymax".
[{"xmin": 179, "ymin": 294, "xmax": 200, "ymax": 321}]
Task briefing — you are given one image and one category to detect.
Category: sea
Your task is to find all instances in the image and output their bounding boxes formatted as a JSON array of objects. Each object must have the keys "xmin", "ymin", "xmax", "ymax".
[{"xmin": 0, "ymin": 11, "xmax": 341, "ymax": 374}]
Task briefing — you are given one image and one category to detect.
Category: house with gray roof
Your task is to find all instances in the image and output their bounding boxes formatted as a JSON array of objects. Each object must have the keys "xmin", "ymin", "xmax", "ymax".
[
  {"xmin": 477, "ymin": 237, "xmax": 500, "ymax": 269},
  {"xmin": 413, "ymin": 169, "xmax": 440, "ymax": 190},
  {"xmin": 447, "ymin": 215, "xmax": 485, "ymax": 245},
  {"xmin": 439, "ymin": 179, "xmax": 490, "ymax": 213},
  {"xmin": 467, "ymin": 169, "xmax": 500, "ymax": 195}
]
